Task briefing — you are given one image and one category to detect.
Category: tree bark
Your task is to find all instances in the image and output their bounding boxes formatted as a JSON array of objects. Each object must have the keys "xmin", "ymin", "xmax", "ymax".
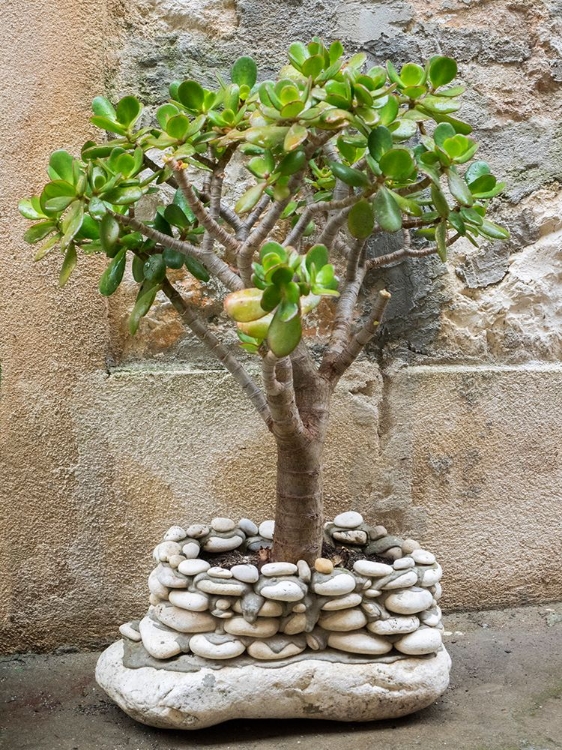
[{"xmin": 270, "ymin": 370, "xmax": 331, "ymax": 564}]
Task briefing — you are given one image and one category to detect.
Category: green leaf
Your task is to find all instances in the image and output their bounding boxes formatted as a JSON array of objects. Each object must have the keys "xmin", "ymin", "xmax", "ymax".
[
  {"xmin": 115, "ymin": 96, "xmax": 142, "ymax": 127},
  {"xmin": 424, "ymin": 111, "xmax": 472, "ymax": 135},
  {"xmin": 99, "ymin": 213, "xmax": 120, "ymax": 254},
  {"xmin": 288, "ymin": 42, "xmax": 308, "ymax": 70},
  {"xmin": 245, "ymin": 126, "xmax": 289, "ymax": 149},
  {"xmin": 447, "ymin": 168, "xmax": 474, "ymax": 206},
  {"xmin": 435, "ymin": 221, "xmax": 447, "ymax": 261},
  {"xmin": 284, "ymin": 123, "xmax": 308, "ymax": 152},
  {"xmin": 377, "ymin": 95, "xmax": 399, "ymax": 126},
  {"xmin": 330, "ymin": 161, "xmax": 370, "ymax": 188},
  {"xmin": 92, "ymin": 96, "xmax": 116, "ymax": 119},
  {"xmin": 235, "ymin": 183, "xmax": 265, "ymax": 214},
  {"xmin": 431, "ymin": 184, "xmax": 450, "ymax": 218},
  {"xmin": 373, "ymin": 187, "xmax": 402, "ymax": 232},
  {"xmin": 166, "ymin": 114, "xmax": 191, "ymax": 140},
  {"xmin": 132, "ymin": 254, "xmax": 145, "ymax": 282},
  {"xmin": 184, "ymin": 255, "xmax": 210, "ymax": 282},
  {"xmin": 368, "ymin": 126, "xmax": 393, "ymax": 161},
  {"xmin": 19, "ymin": 198, "xmax": 45, "ymax": 220},
  {"xmin": 302, "ymin": 54, "xmax": 324, "ymax": 79},
  {"xmin": 400, "ymin": 63, "xmax": 426, "ymax": 87},
  {"xmin": 468, "ymin": 174, "xmax": 497, "ymax": 195},
  {"xmin": 278, "ymin": 149, "xmax": 306, "ymax": 176},
  {"xmin": 59, "ymin": 243, "xmax": 77, "ymax": 287},
  {"xmin": 33, "ymin": 234, "xmax": 60, "ymax": 261},
  {"xmin": 466, "ymin": 160, "xmax": 491, "ymax": 184},
  {"xmin": 329, "ymin": 40, "xmax": 344, "ymax": 63},
  {"xmin": 102, "ymin": 186, "xmax": 144, "ymax": 205},
  {"xmin": 163, "ymin": 203, "xmax": 191, "ymax": 230},
  {"xmin": 156, "ymin": 103, "xmax": 180, "ymax": 129},
  {"xmin": 44, "ymin": 196, "xmax": 75, "ymax": 212},
  {"xmin": 379, "ymin": 149, "xmax": 415, "ymax": 181},
  {"xmin": 89, "ymin": 196, "xmax": 107, "ymax": 220},
  {"xmin": 389, "ymin": 190, "xmax": 423, "ymax": 217},
  {"xmin": 348, "ymin": 199, "xmax": 375, "ymax": 239},
  {"xmin": 433, "ymin": 122, "xmax": 456, "ymax": 148},
  {"xmin": 99, "ymin": 248, "xmax": 127, "ymax": 296},
  {"xmin": 61, "ymin": 200, "xmax": 84, "ymax": 247},
  {"xmin": 162, "ymin": 247, "xmax": 185, "ymax": 269},
  {"xmin": 231, "ymin": 56, "xmax": 258, "ymax": 88},
  {"xmin": 267, "ymin": 306, "xmax": 302, "ymax": 357},
  {"xmin": 90, "ymin": 116, "xmax": 128, "ymax": 136},
  {"xmin": 429, "ymin": 56, "xmax": 458, "ymax": 88},
  {"xmin": 260, "ymin": 284, "xmax": 282, "ymax": 312},
  {"xmin": 49, "ymin": 150, "xmax": 74, "ymax": 182},
  {"xmin": 143, "ymin": 254, "xmax": 167, "ymax": 282},
  {"xmin": 178, "ymin": 80, "xmax": 205, "ymax": 111},
  {"xmin": 478, "ymin": 219, "xmax": 510, "ymax": 240},
  {"xmin": 129, "ymin": 282, "xmax": 160, "ymax": 335},
  {"xmin": 79, "ymin": 214, "xmax": 100, "ymax": 240},
  {"xmin": 305, "ymin": 244, "xmax": 329, "ymax": 273},
  {"xmin": 23, "ymin": 221, "xmax": 56, "ymax": 244}
]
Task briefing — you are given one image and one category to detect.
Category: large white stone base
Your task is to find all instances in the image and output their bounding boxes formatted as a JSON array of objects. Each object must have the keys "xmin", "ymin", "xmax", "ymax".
[{"xmin": 96, "ymin": 640, "xmax": 452, "ymax": 729}]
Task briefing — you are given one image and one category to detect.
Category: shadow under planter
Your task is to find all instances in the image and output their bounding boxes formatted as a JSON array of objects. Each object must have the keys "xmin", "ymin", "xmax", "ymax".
[{"xmin": 96, "ymin": 513, "xmax": 451, "ymax": 729}]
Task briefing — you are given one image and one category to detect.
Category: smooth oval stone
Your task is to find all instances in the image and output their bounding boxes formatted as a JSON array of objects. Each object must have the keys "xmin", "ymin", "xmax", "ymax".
[
  {"xmin": 261, "ymin": 581, "xmax": 305, "ymax": 602},
  {"xmin": 282, "ymin": 614, "xmax": 307, "ymax": 635},
  {"xmin": 149, "ymin": 594, "xmax": 162, "ymax": 606},
  {"xmin": 297, "ymin": 560, "xmax": 311, "ymax": 582},
  {"xmin": 247, "ymin": 637, "xmax": 305, "ymax": 661},
  {"xmin": 119, "ymin": 622, "xmax": 141, "ymax": 642},
  {"xmin": 259, "ymin": 520, "xmax": 275, "ymax": 540},
  {"xmin": 182, "ymin": 542, "xmax": 200, "ymax": 559},
  {"xmin": 431, "ymin": 582, "xmax": 443, "ymax": 601},
  {"xmin": 189, "ymin": 633, "xmax": 245, "ymax": 660},
  {"xmin": 177, "ymin": 559, "xmax": 210, "ymax": 576},
  {"xmin": 313, "ymin": 573, "xmax": 356, "ymax": 596},
  {"xmin": 385, "ymin": 587, "xmax": 434, "ymax": 615},
  {"xmin": 139, "ymin": 616, "xmax": 181, "ymax": 660},
  {"xmin": 333, "ymin": 511, "xmax": 364, "ymax": 529},
  {"xmin": 215, "ymin": 599, "xmax": 231, "ymax": 611},
  {"xmin": 168, "ymin": 591, "xmax": 209, "ymax": 612},
  {"xmin": 197, "ymin": 579, "xmax": 247, "ymax": 597},
  {"xmin": 412, "ymin": 549, "xmax": 436, "ymax": 565},
  {"xmin": 306, "ymin": 628, "xmax": 329, "ymax": 651},
  {"xmin": 353, "ymin": 560, "xmax": 393, "ymax": 577},
  {"xmin": 164, "ymin": 526, "xmax": 187, "ymax": 542},
  {"xmin": 261, "ymin": 562, "xmax": 298, "ymax": 577},
  {"xmin": 156, "ymin": 566, "xmax": 188, "ymax": 589},
  {"xmin": 394, "ymin": 557, "xmax": 415, "ymax": 570},
  {"xmin": 155, "ymin": 605, "xmax": 216, "ymax": 634},
  {"xmin": 238, "ymin": 518, "xmax": 258, "ymax": 536},
  {"xmin": 314, "ymin": 558, "xmax": 334, "ymax": 574},
  {"xmin": 321, "ymin": 593, "xmax": 363, "ymax": 611},
  {"xmin": 207, "ymin": 566, "xmax": 233, "ymax": 579},
  {"xmin": 168, "ymin": 554, "xmax": 185, "ymax": 569},
  {"xmin": 369, "ymin": 525, "xmax": 388, "ymax": 540},
  {"xmin": 319, "ymin": 608, "xmax": 367, "ymax": 632},
  {"xmin": 361, "ymin": 600, "xmax": 384, "ymax": 618},
  {"xmin": 394, "ymin": 626, "xmax": 443, "ymax": 655},
  {"xmin": 224, "ymin": 617, "xmax": 279, "ymax": 638},
  {"xmin": 401, "ymin": 538, "xmax": 421, "ymax": 554},
  {"xmin": 148, "ymin": 568, "xmax": 169, "ymax": 599},
  {"xmin": 363, "ymin": 588, "xmax": 382, "ymax": 599},
  {"xmin": 186, "ymin": 524, "xmax": 210, "ymax": 539},
  {"xmin": 368, "ymin": 616, "xmax": 420, "ymax": 635},
  {"xmin": 292, "ymin": 603, "xmax": 307, "ymax": 613},
  {"xmin": 382, "ymin": 571, "xmax": 418, "ymax": 590},
  {"xmin": 420, "ymin": 565, "xmax": 443, "ymax": 586},
  {"xmin": 202, "ymin": 535, "xmax": 243, "ymax": 553},
  {"xmin": 420, "ymin": 606, "xmax": 442, "ymax": 628},
  {"xmin": 231, "ymin": 564, "xmax": 259, "ymax": 583},
  {"xmin": 232, "ymin": 600, "xmax": 284, "ymax": 617},
  {"xmin": 154, "ymin": 541, "xmax": 182, "ymax": 563},
  {"xmin": 332, "ymin": 529, "xmax": 368, "ymax": 545},
  {"xmin": 211, "ymin": 517, "xmax": 236, "ymax": 533},
  {"xmin": 327, "ymin": 630, "xmax": 392, "ymax": 656}
]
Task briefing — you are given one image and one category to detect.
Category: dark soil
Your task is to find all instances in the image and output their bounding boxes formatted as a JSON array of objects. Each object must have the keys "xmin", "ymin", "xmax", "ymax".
[{"xmin": 202, "ymin": 541, "xmax": 389, "ymax": 571}]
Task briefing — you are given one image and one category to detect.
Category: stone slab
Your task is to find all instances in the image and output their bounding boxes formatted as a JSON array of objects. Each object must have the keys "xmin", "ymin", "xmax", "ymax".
[{"xmin": 95, "ymin": 640, "xmax": 451, "ymax": 729}]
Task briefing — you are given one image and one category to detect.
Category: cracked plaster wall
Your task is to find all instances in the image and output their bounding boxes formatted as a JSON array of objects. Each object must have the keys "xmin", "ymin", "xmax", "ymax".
[{"xmin": 1, "ymin": 0, "xmax": 561, "ymax": 652}]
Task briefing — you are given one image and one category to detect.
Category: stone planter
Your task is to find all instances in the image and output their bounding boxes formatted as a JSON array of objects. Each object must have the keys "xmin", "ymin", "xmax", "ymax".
[{"xmin": 96, "ymin": 513, "xmax": 451, "ymax": 729}]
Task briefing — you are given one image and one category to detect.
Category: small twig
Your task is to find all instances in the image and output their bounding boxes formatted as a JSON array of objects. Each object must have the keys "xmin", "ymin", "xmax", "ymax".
[{"xmin": 162, "ymin": 279, "xmax": 271, "ymax": 427}]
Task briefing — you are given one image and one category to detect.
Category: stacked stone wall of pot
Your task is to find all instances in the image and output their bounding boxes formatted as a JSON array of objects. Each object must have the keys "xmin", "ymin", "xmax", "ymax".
[{"xmin": 121, "ymin": 514, "xmax": 445, "ymax": 663}]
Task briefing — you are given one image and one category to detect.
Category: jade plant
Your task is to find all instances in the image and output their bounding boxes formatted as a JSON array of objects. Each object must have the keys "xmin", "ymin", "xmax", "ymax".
[{"xmin": 20, "ymin": 39, "xmax": 507, "ymax": 564}]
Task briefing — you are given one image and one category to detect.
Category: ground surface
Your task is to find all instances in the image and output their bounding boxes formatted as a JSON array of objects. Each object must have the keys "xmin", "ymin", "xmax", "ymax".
[{"xmin": 1, "ymin": 603, "xmax": 561, "ymax": 750}]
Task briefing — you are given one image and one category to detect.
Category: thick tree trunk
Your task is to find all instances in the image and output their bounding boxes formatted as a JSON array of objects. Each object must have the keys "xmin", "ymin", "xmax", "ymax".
[{"xmin": 271, "ymin": 435, "xmax": 325, "ymax": 564}]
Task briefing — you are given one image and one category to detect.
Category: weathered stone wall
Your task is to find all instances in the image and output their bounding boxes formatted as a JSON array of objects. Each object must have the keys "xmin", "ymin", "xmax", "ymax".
[{"xmin": 1, "ymin": 0, "xmax": 561, "ymax": 653}]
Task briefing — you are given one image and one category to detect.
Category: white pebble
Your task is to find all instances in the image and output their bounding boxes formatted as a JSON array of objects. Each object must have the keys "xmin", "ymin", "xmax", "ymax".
[
  {"xmin": 197, "ymin": 579, "xmax": 247, "ymax": 596},
  {"xmin": 211, "ymin": 517, "xmax": 236, "ymax": 533},
  {"xmin": 332, "ymin": 529, "xmax": 368, "ymax": 545},
  {"xmin": 333, "ymin": 511, "xmax": 364, "ymax": 529},
  {"xmin": 231, "ymin": 564, "xmax": 259, "ymax": 583},
  {"xmin": 154, "ymin": 541, "xmax": 182, "ymax": 563},
  {"xmin": 238, "ymin": 518, "xmax": 258, "ymax": 536},
  {"xmin": 186, "ymin": 524, "xmax": 210, "ymax": 539},
  {"xmin": 319, "ymin": 608, "xmax": 367, "ymax": 632},
  {"xmin": 368, "ymin": 616, "xmax": 420, "ymax": 635},
  {"xmin": 177, "ymin": 559, "xmax": 210, "ymax": 576},
  {"xmin": 261, "ymin": 562, "xmax": 298, "ymax": 577},
  {"xmin": 394, "ymin": 557, "xmax": 415, "ymax": 570},
  {"xmin": 259, "ymin": 520, "xmax": 275, "ymax": 540},
  {"xmin": 411, "ymin": 549, "xmax": 436, "ymax": 565},
  {"xmin": 385, "ymin": 587, "xmax": 434, "ymax": 615},
  {"xmin": 313, "ymin": 573, "xmax": 356, "ymax": 596},
  {"xmin": 381, "ymin": 570, "xmax": 418, "ymax": 590},
  {"xmin": 224, "ymin": 617, "xmax": 279, "ymax": 638},
  {"xmin": 363, "ymin": 588, "xmax": 382, "ymax": 598},
  {"xmin": 139, "ymin": 616, "xmax": 181, "ymax": 660},
  {"xmin": 148, "ymin": 568, "xmax": 169, "ymax": 599},
  {"xmin": 164, "ymin": 526, "xmax": 187, "ymax": 542},
  {"xmin": 327, "ymin": 630, "xmax": 392, "ymax": 656},
  {"xmin": 168, "ymin": 591, "xmax": 209, "ymax": 612},
  {"xmin": 248, "ymin": 638, "xmax": 305, "ymax": 661},
  {"xmin": 297, "ymin": 560, "xmax": 311, "ymax": 582},
  {"xmin": 207, "ymin": 566, "xmax": 233, "ymax": 579},
  {"xmin": 119, "ymin": 622, "xmax": 141, "ymax": 642},
  {"xmin": 261, "ymin": 580, "xmax": 305, "ymax": 602},
  {"xmin": 420, "ymin": 564, "xmax": 443, "ymax": 586},
  {"xmin": 155, "ymin": 604, "xmax": 215, "ymax": 634},
  {"xmin": 182, "ymin": 542, "xmax": 200, "ymax": 559},
  {"xmin": 322, "ymin": 593, "xmax": 363, "ymax": 611},
  {"xmin": 394, "ymin": 626, "xmax": 443, "ymax": 655},
  {"xmin": 168, "ymin": 554, "xmax": 185, "ymax": 569},
  {"xmin": 353, "ymin": 560, "xmax": 393, "ymax": 577},
  {"xmin": 202, "ymin": 535, "xmax": 243, "ymax": 553},
  {"xmin": 189, "ymin": 634, "xmax": 245, "ymax": 660}
]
